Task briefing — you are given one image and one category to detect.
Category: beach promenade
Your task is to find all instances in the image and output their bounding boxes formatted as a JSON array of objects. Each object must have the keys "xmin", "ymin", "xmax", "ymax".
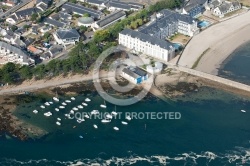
[
  {"xmin": 178, "ymin": 11, "xmax": 250, "ymax": 75},
  {"xmin": 0, "ymin": 71, "xmax": 110, "ymax": 95}
]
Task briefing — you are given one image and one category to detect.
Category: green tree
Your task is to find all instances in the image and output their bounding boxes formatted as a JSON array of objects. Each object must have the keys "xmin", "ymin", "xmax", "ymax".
[
  {"xmin": 94, "ymin": 30, "xmax": 110, "ymax": 43},
  {"xmin": 79, "ymin": 25, "xmax": 87, "ymax": 33},
  {"xmin": 20, "ymin": 65, "xmax": 33, "ymax": 79},
  {"xmin": 11, "ymin": 25, "xmax": 18, "ymax": 32},
  {"xmin": 31, "ymin": 13, "xmax": 38, "ymax": 21},
  {"xmin": 83, "ymin": 13, "xmax": 90, "ymax": 17}
]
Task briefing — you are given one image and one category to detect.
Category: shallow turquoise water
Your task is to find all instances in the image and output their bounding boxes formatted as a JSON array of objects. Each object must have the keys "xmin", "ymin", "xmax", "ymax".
[{"xmin": 1, "ymin": 87, "xmax": 250, "ymax": 165}]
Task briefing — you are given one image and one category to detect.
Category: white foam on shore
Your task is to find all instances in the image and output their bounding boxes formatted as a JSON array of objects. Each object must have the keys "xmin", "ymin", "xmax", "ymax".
[{"xmin": 1, "ymin": 148, "xmax": 250, "ymax": 165}]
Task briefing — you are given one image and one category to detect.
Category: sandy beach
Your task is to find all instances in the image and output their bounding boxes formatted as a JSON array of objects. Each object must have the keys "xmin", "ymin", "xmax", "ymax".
[{"xmin": 178, "ymin": 11, "xmax": 250, "ymax": 75}]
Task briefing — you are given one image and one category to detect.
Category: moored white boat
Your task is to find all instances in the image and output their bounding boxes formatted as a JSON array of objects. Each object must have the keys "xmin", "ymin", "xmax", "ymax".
[
  {"xmin": 84, "ymin": 115, "xmax": 90, "ymax": 119},
  {"xmin": 40, "ymin": 105, "xmax": 45, "ymax": 109},
  {"xmin": 85, "ymin": 98, "xmax": 91, "ymax": 102},
  {"xmin": 73, "ymin": 107, "xmax": 78, "ymax": 111},
  {"xmin": 62, "ymin": 102, "xmax": 67, "ymax": 106},
  {"xmin": 79, "ymin": 135, "xmax": 83, "ymax": 139},
  {"xmin": 241, "ymin": 110, "xmax": 246, "ymax": 113},
  {"xmin": 106, "ymin": 114, "xmax": 112, "ymax": 119},
  {"xmin": 45, "ymin": 102, "xmax": 50, "ymax": 106},
  {"xmin": 93, "ymin": 124, "xmax": 98, "ymax": 129},
  {"xmin": 111, "ymin": 111, "xmax": 118, "ymax": 116},
  {"xmin": 71, "ymin": 97, "xmax": 76, "ymax": 100},
  {"xmin": 121, "ymin": 121, "xmax": 128, "ymax": 125},
  {"xmin": 49, "ymin": 102, "xmax": 53, "ymax": 104},
  {"xmin": 100, "ymin": 104, "xmax": 107, "ymax": 108},
  {"xmin": 53, "ymin": 97, "xmax": 59, "ymax": 101},
  {"xmin": 55, "ymin": 108, "xmax": 59, "ymax": 112},
  {"xmin": 113, "ymin": 127, "xmax": 119, "ymax": 131},
  {"xmin": 82, "ymin": 102, "xmax": 88, "ymax": 106},
  {"xmin": 70, "ymin": 110, "xmax": 74, "ymax": 114},
  {"xmin": 65, "ymin": 100, "xmax": 71, "ymax": 103},
  {"xmin": 44, "ymin": 112, "xmax": 52, "ymax": 117},
  {"xmin": 57, "ymin": 118, "xmax": 61, "ymax": 121},
  {"xmin": 126, "ymin": 116, "xmax": 132, "ymax": 121},
  {"xmin": 33, "ymin": 110, "xmax": 38, "ymax": 114},
  {"xmin": 77, "ymin": 119, "xmax": 82, "ymax": 123},
  {"xmin": 91, "ymin": 110, "xmax": 99, "ymax": 115},
  {"xmin": 78, "ymin": 105, "xmax": 83, "ymax": 109},
  {"xmin": 56, "ymin": 121, "xmax": 61, "ymax": 126},
  {"xmin": 101, "ymin": 119, "xmax": 111, "ymax": 123},
  {"xmin": 59, "ymin": 106, "xmax": 65, "ymax": 109}
]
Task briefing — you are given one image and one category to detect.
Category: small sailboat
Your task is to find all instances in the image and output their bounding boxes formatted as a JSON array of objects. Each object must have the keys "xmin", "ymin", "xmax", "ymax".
[
  {"xmin": 82, "ymin": 102, "xmax": 88, "ymax": 106},
  {"xmin": 65, "ymin": 100, "xmax": 71, "ymax": 103},
  {"xmin": 100, "ymin": 100, "xmax": 107, "ymax": 108},
  {"xmin": 57, "ymin": 118, "xmax": 61, "ymax": 121},
  {"xmin": 93, "ymin": 124, "xmax": 98, "ymax": 129},
  {"xmin": 71, "ymin": 97, "xmax": 76, "ymax": 100},
  {"xmin": 85, "ymin": 98, "xmax": 91, "ymax": 102},
  {"xmin": 40, "ymin": 105, "xmax": 45, "ymax": 109},
  {"xmin": 77, "ymin": 105, "xmax": 83, "ymax": 109},
  {"xmin": 241, "ymin": 110, "xmax": 246, "ymax": 113},
  {"xmin": 106, "ymin": 114, "xmax": 112, "ymax": 119},
  {"xmin": 126, "ymin": 116, "xmax": 132, "ymax": 121},
  {"xmin": 62, "ymin": 102, "xmax": 67, "ymax": 106},
  {"xmin": 79, "ymin": 135, "xmax": 83, "ymax": 139},
  {"xmin": 101, "ymin": 119, "xmax": 111, "ymax": 123},
  {"xmin": 45, "ymin": 102, "xmax": 50, "ymax": 106},
  {"xmin": 33, "ymin": 110, "xmax": 38, "ymax": 114},
  {"xmin": 111, "ymin": 105, "xmax": 118, "ymax": 116},
  {"xmin": 56, "ymin": 121, "xmax": 61, "ymax": 126},
  {"xmin": 55, "ymin": 108, "xmax": 59, "ymax": 112},
  {"xmin": 113, "ymin": 127, "xmax": 119, "ymax": 131},
  {"xmin": 91, "ymin": 110, "xmax": 99, "ymax": 115},
  {"xmin": 70, "ymin": 110, "xmax": 74, "ymax": 114},
  {"xmin": 121, "ymin": 121, "xmax": 128, "ymax": 125},
  {"xmin": 73, "ymin": 107, "xmax": 78, "ymax": 111},
  {"xmin": 49, "ymin": 101, "xmax": 53, "ymax": 104},
  {"xmin": 84, "ymin": 114, "xmax": 90, "ymax": 119},
  {"xmin": 59, "ymin": 106, "xmax": 65, "ymax": 109},
  {"xmin": 53, "ymin": 97, "xmax": 59, "ymax": 102}
]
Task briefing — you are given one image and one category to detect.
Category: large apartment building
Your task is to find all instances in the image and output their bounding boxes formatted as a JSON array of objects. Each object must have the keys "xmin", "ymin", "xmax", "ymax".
[
  {"xmin": 139, "ymin": 9, "xmax": 199, "ymax": 39},
  {"xmin": 119, "ymin": 29, "xmax": 175, "ymax": 62}
]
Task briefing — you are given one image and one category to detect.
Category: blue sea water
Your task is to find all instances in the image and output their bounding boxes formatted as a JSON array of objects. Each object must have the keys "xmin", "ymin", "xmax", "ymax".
[
  {"xmin": 1, "ymin": 87, "xmax": 250, "ymax": 165},
  {"xmin": 218, "ymin": 41, "xmax": 250, "ymax": 85}
]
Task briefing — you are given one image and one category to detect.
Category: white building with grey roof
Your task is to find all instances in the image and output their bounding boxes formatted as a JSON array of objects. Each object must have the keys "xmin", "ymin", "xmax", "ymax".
[
  {"xmin": 62, "ymin": 2, "xmax": 103, "ymax": 19},
  {"xmin": 53, "ymin": 28, "xmax": 80, "ymax": 46},
  {"xmin": 93, "ymin": 10, "xmax": 126, "ymax": 30},
  {"xmin": 6, "ymin": 8, "xmax": 38, "ymax": 24},
  {"xmin": 139, "ymin": 9, "xmax": 199, "ymax": 39},
  {"xmin": 119, "ymin": 29, "xmax": 175, "ymax": 62},
  {"xmin": 213, "ymin": 1, "xmax": 241, "ymax": 18},
  {"xmin": 0, "ymin": 41, "xmax": 34, "ymax": 65}
]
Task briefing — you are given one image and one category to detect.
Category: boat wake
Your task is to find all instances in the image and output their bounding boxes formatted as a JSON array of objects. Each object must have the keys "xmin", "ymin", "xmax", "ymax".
[{"xmin": 1, "ymin": 147, "xmax": 250, "ymax": 165}]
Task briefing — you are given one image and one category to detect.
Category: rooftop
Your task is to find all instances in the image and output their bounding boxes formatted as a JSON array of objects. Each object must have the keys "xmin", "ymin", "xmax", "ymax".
[
  {"xmin": 120, "ymin": 29, "xmax": 174, "ymax": 50},
  {"xmin": 44, "ymin": 18, "xmax": 66, "ymax": 27},
  {"xmin": 96, "ymin": 10, "xmax": 126, "ymax": 27},
  {"xmin": 56, "ymin": 28, "xmax": 80, "ymax": 39},
  {"xmin": 62, "ymin": 2, "xmax": 102, "ymax": 18},
  {"xmin": 122, "ymin": 66, "xmax": 147, "ymax": 79},
  {"xmin": 0, "ymin": 41, "xmax": 29, "ymax": 63},
  {"xmin": 108, "ymin": 1, "xmax": 131, "ymax": 10}
]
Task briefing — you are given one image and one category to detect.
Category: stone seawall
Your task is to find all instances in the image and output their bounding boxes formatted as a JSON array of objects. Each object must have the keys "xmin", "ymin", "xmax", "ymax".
[{"xmin": 176, "ymin": 66, "xmax": 250, "ymax": 92}]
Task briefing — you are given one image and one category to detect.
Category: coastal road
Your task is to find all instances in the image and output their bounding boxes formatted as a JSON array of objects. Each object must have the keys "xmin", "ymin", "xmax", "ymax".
[
  {"xmin": 0, "ymin": 0, "xmax": 32, "ymax": 18},
  {"xmin": 0, "ymin": 71, "xmax": 112, "ymax": 95}
]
